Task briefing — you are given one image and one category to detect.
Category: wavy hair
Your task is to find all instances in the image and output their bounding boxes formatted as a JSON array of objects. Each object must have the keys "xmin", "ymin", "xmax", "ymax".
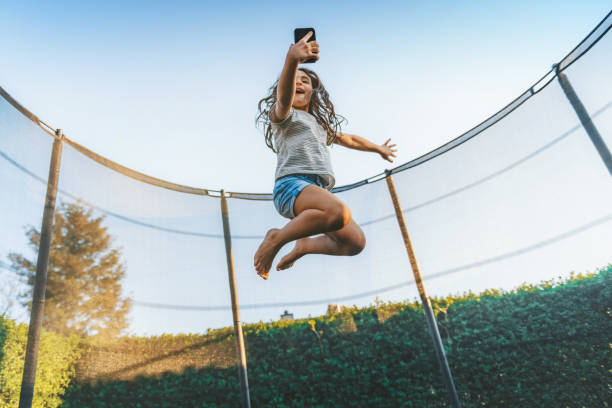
[{"xmin": 256, "ymin": 67, "xmax": 346, "ymax": 153}]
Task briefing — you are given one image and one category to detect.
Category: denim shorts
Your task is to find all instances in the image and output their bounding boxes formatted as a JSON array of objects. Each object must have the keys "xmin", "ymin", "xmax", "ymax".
[{"xmin": 273, "ymin": 174, "xmax": 325, "ymax": 219}]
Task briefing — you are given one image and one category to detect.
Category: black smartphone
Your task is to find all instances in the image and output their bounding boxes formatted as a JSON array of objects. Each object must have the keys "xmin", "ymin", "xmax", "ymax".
[{"xmin": 294, "ymin": 27, "xmax": 317, "ymax": 63}]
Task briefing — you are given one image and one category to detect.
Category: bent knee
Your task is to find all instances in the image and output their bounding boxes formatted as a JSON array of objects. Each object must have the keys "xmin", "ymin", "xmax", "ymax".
[
  {"xmin": 326, "ymin": 204, "xmax": 352, "ymax": 231},
  {"xmin": 348, "ymin": 235, "xmax": 366, "ymax": 256}
]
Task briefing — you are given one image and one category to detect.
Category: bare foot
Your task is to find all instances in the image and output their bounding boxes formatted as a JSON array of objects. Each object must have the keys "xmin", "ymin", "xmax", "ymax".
[
  {"xmin": 254, "ymin": 229, "xmax": 282, "ymax": 279},
  {"xmin": 276, "ymin": 238, "xmax": 309, "ymax": 271}
]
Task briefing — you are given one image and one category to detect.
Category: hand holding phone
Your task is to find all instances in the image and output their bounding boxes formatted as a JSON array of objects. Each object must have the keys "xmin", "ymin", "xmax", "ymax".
[{"xmin": 292, "ymin": 28, "xmax": 318, "ymax": 63}]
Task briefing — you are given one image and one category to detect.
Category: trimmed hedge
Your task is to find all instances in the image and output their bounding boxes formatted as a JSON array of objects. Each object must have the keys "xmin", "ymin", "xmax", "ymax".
[
  {"xmin": 0, "ymin": 316, "xmax": 81, "ymax": 408},
  {"xmin": 73, "ymin": 330, "xmax": 237, "ymax": 382},
  {"xmin": 60, "ymin": 265, "xmax": 612, "ymax": 407}
]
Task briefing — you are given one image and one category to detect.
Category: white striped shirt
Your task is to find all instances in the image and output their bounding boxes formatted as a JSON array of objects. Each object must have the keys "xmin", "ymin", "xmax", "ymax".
[{"xmin": 272, "ymin": 107, "xmax": 335, "ymax": 190}]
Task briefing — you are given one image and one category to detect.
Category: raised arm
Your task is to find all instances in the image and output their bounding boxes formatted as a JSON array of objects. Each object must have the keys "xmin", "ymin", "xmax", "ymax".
[
  {"xmin": 335, "ymin": 132, "xmax": 398, "ymax": 163},
  {"xmin": 271, "ymin": 31, "xmax": 319, "ymax": 123}
]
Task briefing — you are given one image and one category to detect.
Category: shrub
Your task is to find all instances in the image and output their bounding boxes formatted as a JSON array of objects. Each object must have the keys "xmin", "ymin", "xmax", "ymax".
[{"xmin": 0, "ymin": 317, "xmax": 81, "ymax": 408}]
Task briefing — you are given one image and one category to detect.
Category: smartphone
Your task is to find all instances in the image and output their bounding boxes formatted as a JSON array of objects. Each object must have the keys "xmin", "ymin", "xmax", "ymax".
[{"xmin": 294, "ymin": 28, "xmax": 317, "ymax": 63}]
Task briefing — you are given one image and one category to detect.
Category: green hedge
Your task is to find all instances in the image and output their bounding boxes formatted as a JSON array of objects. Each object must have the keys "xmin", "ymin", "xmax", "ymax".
[
  {"xmin": 0, "ymin": 317, "xmax": 81, "ymax": 408},
  {"xmin": 71, "ymin": 330, "xmax": 238, "ymax": 385},
  {"xmin": 56, "ymin": 264, "xmax": 612, "ymax": 406}
]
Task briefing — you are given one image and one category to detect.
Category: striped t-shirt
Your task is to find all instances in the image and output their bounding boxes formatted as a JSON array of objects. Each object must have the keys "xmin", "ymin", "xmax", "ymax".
[{"xmin": 272, "ymin": 107, "xmax": 335, "ymax": 190}]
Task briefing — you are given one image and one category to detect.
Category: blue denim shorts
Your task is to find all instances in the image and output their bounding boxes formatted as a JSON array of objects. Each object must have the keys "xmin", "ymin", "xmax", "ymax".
[{"xmin": 273, "ymin": 174, "xmax": 325, "ymax": 219}]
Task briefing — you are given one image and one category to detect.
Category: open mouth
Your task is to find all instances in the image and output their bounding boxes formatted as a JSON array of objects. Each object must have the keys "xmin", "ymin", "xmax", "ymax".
[{"xmin": 296, "ymin": 88, "xmax": 305, "ymax": 95}]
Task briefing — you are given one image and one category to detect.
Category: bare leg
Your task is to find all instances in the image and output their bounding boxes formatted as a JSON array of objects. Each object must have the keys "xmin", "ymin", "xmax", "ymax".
[
  {"xmin": 254, "ymin": 185, "xmax": 364, "ymax": 278},
  {"xmin": 277, "ymin": 220, "xmax": 365, "ymax": 270}
]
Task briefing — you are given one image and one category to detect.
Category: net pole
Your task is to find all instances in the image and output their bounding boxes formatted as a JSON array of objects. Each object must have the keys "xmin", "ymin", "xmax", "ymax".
[
  {"xmin": 18, "ymin": 130, "xmax": 64, "ymax": 408},
  {"xmin": 555, "ymin": 66, "xmax": 612, "ymax": 176},
  {"xmin": 385, "ymin": 173, "xmax": 462, "ymax": 408},
  {"xmin": 220, "ymin": 190, "xmax": 251, "ymax": 408}
]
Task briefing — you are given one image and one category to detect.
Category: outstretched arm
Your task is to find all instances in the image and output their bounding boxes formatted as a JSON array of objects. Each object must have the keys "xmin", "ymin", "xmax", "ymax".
[
  {"xmin": 335, "ymin": 133, "xmax": 398, "ymax": 163},
  {"xmin": 271, "ymin": 31, "xmax": 319, "ymax": 123}
]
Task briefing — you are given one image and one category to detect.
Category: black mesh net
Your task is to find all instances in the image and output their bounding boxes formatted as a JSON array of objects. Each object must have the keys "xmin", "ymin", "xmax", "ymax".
[
  {"xmin": 0, "ymin": 96, "xmax": 52, "ymax": 322},
  {"xmin": 0, "ymin": 12, "xmax": 610, "ymax": 407}
]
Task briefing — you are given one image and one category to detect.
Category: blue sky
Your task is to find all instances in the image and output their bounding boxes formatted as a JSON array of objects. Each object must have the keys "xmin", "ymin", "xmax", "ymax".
[
  {"xmin": 1, "ymin": 1, "xmax": 609, "ymax": 191},
  {"xmin": 1, "ymin": 2, "xmax": 611, "ymax": 334}
]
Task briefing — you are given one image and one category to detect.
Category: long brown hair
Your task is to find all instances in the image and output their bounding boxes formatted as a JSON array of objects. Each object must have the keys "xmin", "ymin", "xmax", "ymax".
[{"xmin": 256, "ymin": 67, "xmax": 346, "ymax": 152}]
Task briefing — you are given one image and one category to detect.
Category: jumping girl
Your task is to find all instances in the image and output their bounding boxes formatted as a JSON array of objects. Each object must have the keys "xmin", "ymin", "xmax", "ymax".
[{"xmin": 254, "ymin": 31, "xmax": 397, "ymax": 279}]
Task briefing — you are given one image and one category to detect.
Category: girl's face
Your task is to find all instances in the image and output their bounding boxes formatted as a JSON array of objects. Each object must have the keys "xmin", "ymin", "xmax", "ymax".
[{"xmin": 293, "ymin": 70, "xmax": 314, "ymax": 111}]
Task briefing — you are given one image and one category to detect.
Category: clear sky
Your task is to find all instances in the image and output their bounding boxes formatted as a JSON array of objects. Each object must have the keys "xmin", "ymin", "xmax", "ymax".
[
  {"xmin": 0, "ymin": 1, "xmax": 609, "ymax": 192},
  {"xmin": 1, "ymin": 2, "xmax": 611, "ymax": 335}
]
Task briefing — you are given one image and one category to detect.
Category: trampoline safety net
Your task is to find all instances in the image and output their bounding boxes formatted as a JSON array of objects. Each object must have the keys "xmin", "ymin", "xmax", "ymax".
[{"xmin": 0, "ymin": 11, "xmax": 610, "ymax": 408}]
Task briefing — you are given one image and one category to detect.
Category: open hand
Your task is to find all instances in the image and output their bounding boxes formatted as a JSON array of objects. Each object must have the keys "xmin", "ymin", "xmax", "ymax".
[
  {"xmin": 378, "ymin": 139, "xmax": 397, "ymax": 162},
  {"xmin": 287, "ymin": 31, "xmax": 319, "ymax": 63}
]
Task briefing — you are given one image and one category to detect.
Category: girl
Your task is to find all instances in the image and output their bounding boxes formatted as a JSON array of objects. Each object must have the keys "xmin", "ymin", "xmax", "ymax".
[{"xmin": 254, "ymin": 31, "xmax": 397, "ymax": 279}]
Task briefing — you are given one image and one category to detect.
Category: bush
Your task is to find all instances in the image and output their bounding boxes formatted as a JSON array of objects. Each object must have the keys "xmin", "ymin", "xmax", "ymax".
[
  {"xmin": 55, "ymin": 265, "xmax": 612, "ymax": 406},
  {"xmin": 0, "ymin": 317, "xmax": 81, "ymax": 408}
]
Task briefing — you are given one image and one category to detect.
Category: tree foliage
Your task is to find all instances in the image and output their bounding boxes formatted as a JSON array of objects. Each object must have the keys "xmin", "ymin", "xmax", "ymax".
[{"xmin": 9, "ymin": 202, "xmax": 131, "ymax": 338}]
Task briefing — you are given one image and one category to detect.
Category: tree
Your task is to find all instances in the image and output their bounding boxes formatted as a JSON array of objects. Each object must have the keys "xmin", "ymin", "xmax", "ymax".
[{"xmin": 8, "ymin": 201, "xmax": 131, "ymax": 338}]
